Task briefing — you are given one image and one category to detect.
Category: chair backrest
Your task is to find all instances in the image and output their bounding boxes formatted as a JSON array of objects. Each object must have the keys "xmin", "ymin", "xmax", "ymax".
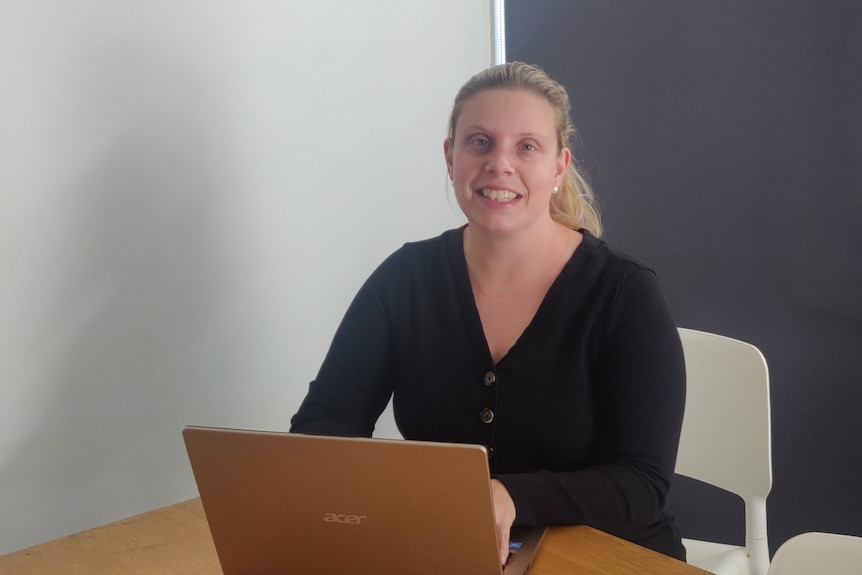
[
  {"xmin": 675, "ymin": 328, "xmax": 772, "ymax": 565},
  {"xmin": 768, "ymin": 532, "xmax": 862, "ymax": 575}
]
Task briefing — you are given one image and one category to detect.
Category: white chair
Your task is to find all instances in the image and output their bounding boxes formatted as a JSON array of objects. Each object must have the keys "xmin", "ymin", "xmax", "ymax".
[
  {"xmin": 675, "ymin": 328, "xmax": 772, "ymax": 575},
  {"xmin": 767, "ymin": 532, "xmax": 862, "ymax": 575}
]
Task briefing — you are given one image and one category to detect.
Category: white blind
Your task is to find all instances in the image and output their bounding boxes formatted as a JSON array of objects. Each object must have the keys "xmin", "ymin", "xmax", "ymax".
[{"xmin": 0, "ymin": 0, "xmax": 498, "ymax": 554}]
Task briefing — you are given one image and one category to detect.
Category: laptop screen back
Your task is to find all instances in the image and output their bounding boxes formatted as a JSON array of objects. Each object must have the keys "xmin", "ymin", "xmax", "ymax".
[{"xmin": 183, "ymin": 427, "xmax": 517, "ymax": 575}]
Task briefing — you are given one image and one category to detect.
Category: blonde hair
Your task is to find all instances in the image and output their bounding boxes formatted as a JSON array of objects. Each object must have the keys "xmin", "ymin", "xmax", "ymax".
[{"xmin": 447, "ymin": 62, "xmax": 602, "ymax": 236}]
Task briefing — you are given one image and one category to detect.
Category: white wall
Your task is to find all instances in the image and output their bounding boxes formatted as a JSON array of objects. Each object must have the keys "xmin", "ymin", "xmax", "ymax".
[{"xmin": 0, "ymin": 0, "xmax": 495, "ymax": 554}]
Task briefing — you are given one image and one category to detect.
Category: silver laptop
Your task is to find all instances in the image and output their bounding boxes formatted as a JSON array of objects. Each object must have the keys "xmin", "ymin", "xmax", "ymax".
[{"xmin": 183, "ymin": 426, "xmax": 546, "ymax": 575}]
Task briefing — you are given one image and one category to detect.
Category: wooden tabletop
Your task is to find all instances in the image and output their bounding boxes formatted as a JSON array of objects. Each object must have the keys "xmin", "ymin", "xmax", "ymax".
[
  {"xmin": 0, "ymin": 500, "xmax": 219, "ymax": 574},
  {"xmin": 0, "ymin": 498, "xmax": 709, "ymax": 574},
  {"xmin": 531, "ymin": 524, "xmax": 709, "ymax": 575}
]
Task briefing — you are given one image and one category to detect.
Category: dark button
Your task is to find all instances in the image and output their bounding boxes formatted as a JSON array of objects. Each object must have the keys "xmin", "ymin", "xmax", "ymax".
[
  {"xmin": 486, "ymin": 446, "xmax": 495, "ymax": 458},
  {"xmin": 480, "ymin": 408, "xmax": 495, "ymax": 424},
  {"xmin": 483, "ymin": 371, "xmax": 496, "ymax": 386}
]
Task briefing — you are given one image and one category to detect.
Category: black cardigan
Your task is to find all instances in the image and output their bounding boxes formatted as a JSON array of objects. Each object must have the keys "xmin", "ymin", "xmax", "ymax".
[{"xmin": 290, "ymin": 228, "xmax": 686, "ymax": 559}]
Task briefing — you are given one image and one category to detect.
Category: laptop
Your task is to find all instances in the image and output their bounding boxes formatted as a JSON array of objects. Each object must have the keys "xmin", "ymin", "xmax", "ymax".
[{"xmin": 183, "ymin": 426, "xmax": 546, "ymax": 575}]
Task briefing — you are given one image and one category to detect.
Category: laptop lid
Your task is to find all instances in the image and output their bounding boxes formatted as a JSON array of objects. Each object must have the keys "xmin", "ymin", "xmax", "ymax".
[{"xmin": 182, "ymin": 426, "xmax": 545, "ymax": 575}]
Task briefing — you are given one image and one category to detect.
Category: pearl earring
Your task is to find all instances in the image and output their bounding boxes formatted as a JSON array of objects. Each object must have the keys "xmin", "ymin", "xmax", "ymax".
[{"xmin": 553, "ymin": 186, "xmax": 559, "ymax": 194}]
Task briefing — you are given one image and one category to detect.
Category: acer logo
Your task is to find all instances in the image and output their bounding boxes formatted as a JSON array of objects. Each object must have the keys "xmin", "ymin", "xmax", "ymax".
[{"xmin": 323, "ymin": 513, "xmax": 367, "ymax": 524}]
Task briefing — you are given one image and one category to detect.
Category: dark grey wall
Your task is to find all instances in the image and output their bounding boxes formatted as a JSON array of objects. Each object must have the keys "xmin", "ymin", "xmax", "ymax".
[{"xmin": 507, "ymin": 0, "xmax": 862, "ymax": 554}]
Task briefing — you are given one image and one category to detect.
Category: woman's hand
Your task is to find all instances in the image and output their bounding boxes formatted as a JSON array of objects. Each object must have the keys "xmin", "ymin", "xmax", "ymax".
[{"xmin": 490, "ymin": 478, "xmax": 517, "ymax": 565}]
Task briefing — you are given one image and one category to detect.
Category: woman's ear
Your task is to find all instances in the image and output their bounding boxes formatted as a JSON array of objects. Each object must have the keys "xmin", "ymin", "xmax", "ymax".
[
  {"xmin": 444, "ymin": 138, "xmax": 454, "ymax": 179},
  {"xmin": 555, "ymin": 148, "xmax": 571, "ymax": 186}
]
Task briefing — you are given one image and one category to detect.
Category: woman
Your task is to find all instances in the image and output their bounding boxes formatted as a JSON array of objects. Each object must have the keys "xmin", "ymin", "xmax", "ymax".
[{"xmin": 290, "ymin": 62, "xmax": 686, "ymax": 563}]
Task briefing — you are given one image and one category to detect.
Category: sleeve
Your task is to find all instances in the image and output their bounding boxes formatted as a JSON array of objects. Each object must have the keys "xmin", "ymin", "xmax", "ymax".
[
  {"xmin": 289, "ymin": 253, "xmax": 403, "ymax": 437},
  {"xmin": 495, "ymin": 268, "xmax": 686, "ymax": 541}
]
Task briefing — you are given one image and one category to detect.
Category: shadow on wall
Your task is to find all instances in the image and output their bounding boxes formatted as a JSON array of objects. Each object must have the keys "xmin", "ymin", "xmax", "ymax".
[{"xmin": 0, "ymin": 39, "xmax": 243, "ymax": 552}]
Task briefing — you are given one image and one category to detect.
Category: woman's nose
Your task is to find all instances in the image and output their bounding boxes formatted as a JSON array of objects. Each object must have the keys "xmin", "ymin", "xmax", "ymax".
[{"xmin": 485, "ymin": 148, "xmax": 515, "ymax": 174}]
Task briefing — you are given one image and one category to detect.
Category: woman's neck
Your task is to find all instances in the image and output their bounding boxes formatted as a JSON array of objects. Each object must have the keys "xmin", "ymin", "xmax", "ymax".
[{"xmin": 462, "ymin": 220, "xmax": 581, "ymax": 288}]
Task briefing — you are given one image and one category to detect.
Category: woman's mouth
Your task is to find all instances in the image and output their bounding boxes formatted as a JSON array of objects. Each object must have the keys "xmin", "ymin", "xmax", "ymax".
[{"xmin": 478, "ymin": 188, "xmax": 520, "ymax": 203}]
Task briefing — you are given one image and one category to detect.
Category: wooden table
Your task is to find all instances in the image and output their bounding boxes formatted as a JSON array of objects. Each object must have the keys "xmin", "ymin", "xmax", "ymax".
[{"xmin": 0, "ymin": 499, "xmax": 709, "ymax": 574}]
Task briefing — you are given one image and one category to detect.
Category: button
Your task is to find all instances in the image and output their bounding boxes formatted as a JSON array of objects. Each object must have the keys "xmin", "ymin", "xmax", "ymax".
[
  {"xmin": 483, "ymin": 371, "xmax": 496, "ymax": 386},
  {"xmin": 480, "ymin": 408, "xmax": 495, "ymax": 424},
  {"xmin": 486, "ymin": 446, "xmax": 495, "ymax": 458}
]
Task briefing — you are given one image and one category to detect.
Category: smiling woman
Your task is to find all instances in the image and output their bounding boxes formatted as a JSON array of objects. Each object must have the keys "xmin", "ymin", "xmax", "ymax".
[
  {"xmin": 291, "ymin": 62, "xmax": 688, "ymax": 564},
  {"xmin": 445, "ymin": 61, "xmax": 602, "ymax": 237},
  {"xmin": 444, "ymin": 88, "xmax": 568, "ymax": 236}
]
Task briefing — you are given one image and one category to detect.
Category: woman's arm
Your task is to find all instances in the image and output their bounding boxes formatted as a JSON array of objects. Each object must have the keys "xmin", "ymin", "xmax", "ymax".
[
  {"xmin": 289, "ymin": 255, "xmax": 403, "ymax": 437},
  {"xmin": 496, "ymin": 268, "xmax": 686, "ymax": 553}
]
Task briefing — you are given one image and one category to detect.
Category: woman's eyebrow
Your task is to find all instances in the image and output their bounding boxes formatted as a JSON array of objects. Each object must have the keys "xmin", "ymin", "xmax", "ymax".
[{"xmin": 460, "ymin": 125, "xmax": 545, "ymax": 139}]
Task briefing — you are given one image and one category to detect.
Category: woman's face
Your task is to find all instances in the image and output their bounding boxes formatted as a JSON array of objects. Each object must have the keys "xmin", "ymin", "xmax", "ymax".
[{"xmin": 444, "ymin": 88, "xmax": 569, "ymax": 237}]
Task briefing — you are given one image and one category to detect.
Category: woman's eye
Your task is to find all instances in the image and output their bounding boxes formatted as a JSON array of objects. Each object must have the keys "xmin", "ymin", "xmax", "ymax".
[
  {"xmin": 471, "ymin": 137, "xmax": 490, "ymax": 147},
  {"xmin": 520, "ymin": 143, "xmax": 537, "ymax": 152}
]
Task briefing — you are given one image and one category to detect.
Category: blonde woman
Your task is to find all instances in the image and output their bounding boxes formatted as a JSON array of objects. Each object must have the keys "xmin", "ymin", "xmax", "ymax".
[{"xmin": 291, "ymin": 62, "xmax": 686, "ymax": 563}]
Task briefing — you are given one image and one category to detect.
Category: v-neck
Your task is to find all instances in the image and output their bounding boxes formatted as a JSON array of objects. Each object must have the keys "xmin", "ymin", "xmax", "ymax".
[{"xmin": 448, "ymin": 227, "xmax": 591, "ymax": 367}]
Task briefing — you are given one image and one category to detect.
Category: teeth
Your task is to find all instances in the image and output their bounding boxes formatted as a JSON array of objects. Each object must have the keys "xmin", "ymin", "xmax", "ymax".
[{"xmin": 480, "ymin": 189, "xmax": 518, "ymax": 202}]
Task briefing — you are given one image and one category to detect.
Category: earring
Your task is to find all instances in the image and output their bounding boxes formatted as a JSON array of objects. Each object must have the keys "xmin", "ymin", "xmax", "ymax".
[{"xmin": 553, "ymin": 186, "xmax": 559, "ymax": 194}]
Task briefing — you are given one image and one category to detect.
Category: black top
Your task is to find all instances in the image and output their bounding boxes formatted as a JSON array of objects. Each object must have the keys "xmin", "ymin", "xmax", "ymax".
[{"xmin": 291, "ymin": 228, "xmax": 686, "ymax": 559}]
